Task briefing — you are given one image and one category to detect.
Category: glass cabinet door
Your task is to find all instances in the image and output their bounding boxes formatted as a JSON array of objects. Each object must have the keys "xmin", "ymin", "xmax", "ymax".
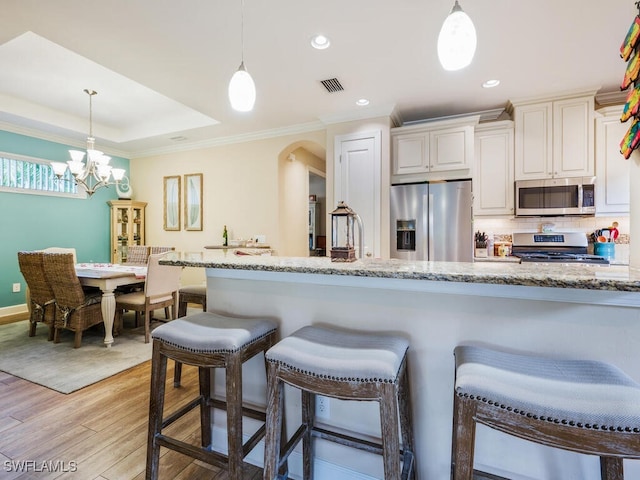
[{"xmin": 108, "ymin": 200, "xmax": 147, "ymax": 263}]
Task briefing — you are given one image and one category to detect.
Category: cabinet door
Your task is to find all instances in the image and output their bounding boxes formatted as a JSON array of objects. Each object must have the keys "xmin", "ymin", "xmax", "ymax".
[
  {"xmin": 132, "ymin": 205, "xmax": 145, "ymax": 246},
  {"xmin": 108, "ymin": 200, "xmax": 147, "ymax": 263},
  {"xmin": 392, "ymin": 132, "xmax": 429, "ymax": 175},
  {"xmin": 429, "ymin": 125, "xmax": 473, "ymax": 172},
  {"xmin": 474, "ymin": 126, "xmax": 514, "ymax": 216},
  {"xmin": 514, "ymin": 102, "xmax": 553, "ymax": 180},
  {"xmin": 553, "ymin": 96, "xmax": 594, "ymax": 177},
  {"xmin": 596, "ymin": 112, "xmax": 630, "ymax": 214}
]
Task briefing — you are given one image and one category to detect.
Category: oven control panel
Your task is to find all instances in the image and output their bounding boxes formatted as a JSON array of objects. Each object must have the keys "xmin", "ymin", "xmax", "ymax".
[{"xmin": 532, "ymin": 234, "xmax": 564, "ymax": 243}]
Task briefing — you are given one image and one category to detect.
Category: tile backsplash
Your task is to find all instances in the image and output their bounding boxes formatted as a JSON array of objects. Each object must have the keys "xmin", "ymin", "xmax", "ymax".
[
  {"xmin": 474, "ymin": 215, "xmax": 629, "ymax": 241},
  {"xmin": 474, "ymin": 215, "xmax": 630, "ymax": 264}
]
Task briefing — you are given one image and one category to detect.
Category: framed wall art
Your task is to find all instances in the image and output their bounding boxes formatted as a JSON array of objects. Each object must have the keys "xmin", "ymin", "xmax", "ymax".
[
  {"xmin": 184, "ymin": 173, "xmax": 203, "ymax": 231},
  {"xmin": 163, "ymin": 175, "xmax": 181, "ymax": 231}
]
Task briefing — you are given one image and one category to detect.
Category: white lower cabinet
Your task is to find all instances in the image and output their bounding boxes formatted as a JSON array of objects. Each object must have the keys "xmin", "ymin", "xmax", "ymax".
[
  {"xmin": 595, "ymin": 106, "xmax": 630, "ymax": 214},
  {"xmin": 474, "ymin": 121, "xmax": 514, "ymax": 216}
]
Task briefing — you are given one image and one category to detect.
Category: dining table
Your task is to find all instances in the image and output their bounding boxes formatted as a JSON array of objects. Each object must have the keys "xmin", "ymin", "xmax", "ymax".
[{"xmin": 75, "ymin": 263, "xmax": 147, "ymax": 347}]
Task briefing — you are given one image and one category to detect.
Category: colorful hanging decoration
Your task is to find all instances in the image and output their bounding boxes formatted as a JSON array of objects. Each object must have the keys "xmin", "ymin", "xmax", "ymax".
[
  {"xmin": 621, "ymin": 84, "xmax": 640, "ymax": 121},
  {"xmin": 619, "ymin": 3, "xmax": 640, "ymax": 159},
  {"xmin": 620, "ymin": 15, "xmax": 640, "ymax": 61}
]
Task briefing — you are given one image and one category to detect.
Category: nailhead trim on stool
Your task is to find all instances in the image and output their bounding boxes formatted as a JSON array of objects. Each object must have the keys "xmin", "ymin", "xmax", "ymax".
[
  {"xmin": 145, "ymin": 311, "xmax": 277, "ymax": 480},
  {"xmin": 263, "ymin": 325, "xmax": 416, "ymax": 480},
  {"xmin": 451, "ymin": 345, "xmax": 640, "ymax": 480}
]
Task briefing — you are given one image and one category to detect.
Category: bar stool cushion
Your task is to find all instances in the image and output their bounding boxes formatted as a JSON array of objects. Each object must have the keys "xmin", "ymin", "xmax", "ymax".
[
  {"xmin": 455, "ymin": 345, "xmax": 640, "ymax": 432},
  {"xmin": 179, "ymin": 285, "xmax": 207, "ymax": 296},
  {"xmin": 266, "ymin": 325, "xmax": 409, "ymax": 383},
  {"xmin": 152, "ymin": 311, "xmax": 276, "ymax": 354}
]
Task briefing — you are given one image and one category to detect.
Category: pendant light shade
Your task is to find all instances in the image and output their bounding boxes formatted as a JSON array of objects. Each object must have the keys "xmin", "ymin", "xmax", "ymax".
[
  {"xmin": 437, "ymin": 0, "xmax": 477, "ymax": 71},
  {"xmin": 228, "ymin": 61, "xmax": 256, "ymax": 112},
  {"xmin": 228, "ymin": 0, "xmax": 255, "ymax": 112}
]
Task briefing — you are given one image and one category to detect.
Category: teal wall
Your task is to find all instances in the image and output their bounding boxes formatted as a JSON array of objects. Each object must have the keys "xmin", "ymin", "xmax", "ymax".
[{"xmin": 0, "ymin": 130, "xmax": 130, "ymax": 309}]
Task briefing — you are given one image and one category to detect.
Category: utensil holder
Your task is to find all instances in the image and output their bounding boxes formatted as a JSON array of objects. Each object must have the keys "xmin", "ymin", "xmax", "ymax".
[{"xmin": 594, "ymin": 242, "xmax": 615, "ymax": 259}]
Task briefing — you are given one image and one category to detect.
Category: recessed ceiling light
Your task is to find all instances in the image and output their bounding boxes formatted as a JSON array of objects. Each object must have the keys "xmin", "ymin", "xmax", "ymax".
[
  {"xmin": 482, "ymin": 79, "xmax": 500, "ymax": 88},
  {"xmin": 356, "ymin": 98, "xmax": 370, "ymax": 106},
  {"xmin": 311, "ymin": 34, "xmax": 330, "ymax": 50}
]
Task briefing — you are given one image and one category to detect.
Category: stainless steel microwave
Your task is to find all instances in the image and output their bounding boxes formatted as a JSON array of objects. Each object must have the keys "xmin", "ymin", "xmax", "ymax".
[{"xmin": 515, "ymin": 177, "xmax": 596, "ymax": 216}]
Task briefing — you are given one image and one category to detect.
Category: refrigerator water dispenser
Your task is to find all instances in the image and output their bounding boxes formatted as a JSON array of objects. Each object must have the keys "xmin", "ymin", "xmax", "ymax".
[{"xmin": 396, "ymin": 220, "xmax": 416, "ymax": 251}]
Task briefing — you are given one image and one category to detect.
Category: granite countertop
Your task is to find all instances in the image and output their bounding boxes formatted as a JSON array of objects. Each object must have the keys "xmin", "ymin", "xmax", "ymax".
[{"xmin": 161, "ymin": 251, "xmax": 640, "ymax": 292}]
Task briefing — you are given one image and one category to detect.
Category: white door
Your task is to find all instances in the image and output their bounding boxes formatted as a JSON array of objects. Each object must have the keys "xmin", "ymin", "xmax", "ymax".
[{"xmin": 334, "ymin": 131, "xmax": 381, "ymax": 259}]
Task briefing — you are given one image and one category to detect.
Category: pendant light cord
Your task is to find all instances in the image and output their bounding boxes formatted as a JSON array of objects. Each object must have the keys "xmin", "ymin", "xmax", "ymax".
[{"xmin": 240, "ymin": 0, "xmax": 245, "ymax": 64}]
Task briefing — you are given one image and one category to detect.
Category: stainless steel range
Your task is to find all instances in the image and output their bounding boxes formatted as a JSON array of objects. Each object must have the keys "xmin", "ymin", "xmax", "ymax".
[{"xmin": 511, "ymin": 232, "xmax": 610, "ymax": 265}]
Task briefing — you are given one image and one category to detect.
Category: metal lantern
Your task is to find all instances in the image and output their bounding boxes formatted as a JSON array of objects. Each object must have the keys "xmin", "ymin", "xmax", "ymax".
[{"xmin": 330, "ymin": 201, "xmax": 357, "ymax": 262}]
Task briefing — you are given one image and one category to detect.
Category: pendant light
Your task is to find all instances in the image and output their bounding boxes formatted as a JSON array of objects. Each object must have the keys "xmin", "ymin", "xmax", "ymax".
[
  {"xmin": 437, "ymin": 0, "xmax": 477, "ymax": 71},
  {"xmin": 228, "ymin": 0, "xmax": 256, "ymax": 112}
]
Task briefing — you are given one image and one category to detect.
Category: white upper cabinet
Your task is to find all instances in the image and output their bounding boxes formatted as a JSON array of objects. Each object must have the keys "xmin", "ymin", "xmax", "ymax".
[
  {"xmin": 512, "ymin": 92, "xmax": 595, "ymax": 180},
  {"xmin": 595, "ymin": 106, "xmax": 630, "ymax": 214},
  {"xmin": 391, "ymin": 116, "xmax": 478, "ymax": 183},
  {"xmin": 393, "ymin": 132, "xmax": 429, "ymax": 175},
  {"xmin": 474, "ymin": 121, "xmax": 515, "ymax": 216}
]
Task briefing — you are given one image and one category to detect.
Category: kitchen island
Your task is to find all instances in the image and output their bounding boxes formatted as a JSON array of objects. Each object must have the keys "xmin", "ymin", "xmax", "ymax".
[{"xmin": 161, "ymin": 252, "xmax": 640, "ymax": 480}]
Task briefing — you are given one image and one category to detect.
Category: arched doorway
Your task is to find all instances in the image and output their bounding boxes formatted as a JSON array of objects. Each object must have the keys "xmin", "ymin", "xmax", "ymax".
[{"xmin": 277, "ymin": 141, "xmax": 326, "ymax": 257}]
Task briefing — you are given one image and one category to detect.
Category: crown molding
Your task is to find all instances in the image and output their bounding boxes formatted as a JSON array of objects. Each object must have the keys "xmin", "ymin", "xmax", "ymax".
[
  {"xmin": 317, "ymin": 103, "xmax": 398, "ymax": 126},
  {"xmin": 0, "ymin": 120, "xmax": 130, "ymax": 159},
  {"xmin": 129, "ymin": 121, "xmax": 327, "ymax": 158}
]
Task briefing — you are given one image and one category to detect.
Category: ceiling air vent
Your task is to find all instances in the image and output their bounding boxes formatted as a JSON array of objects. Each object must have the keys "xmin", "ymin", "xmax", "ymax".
[{"xmin": 320, "ymin": 78, "xmax": 344, "ymax": 93}]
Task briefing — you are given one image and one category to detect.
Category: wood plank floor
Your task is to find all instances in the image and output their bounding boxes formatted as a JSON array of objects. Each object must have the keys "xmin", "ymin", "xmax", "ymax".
[{"xmin": 0, "ymin": 357, "xmax": 262, "ymax": 479}]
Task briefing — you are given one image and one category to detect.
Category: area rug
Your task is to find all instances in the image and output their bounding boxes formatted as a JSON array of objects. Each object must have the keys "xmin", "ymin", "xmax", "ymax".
[{"xmin": 0, "ymin": 318, "xmax": 153, "ymax": 394}]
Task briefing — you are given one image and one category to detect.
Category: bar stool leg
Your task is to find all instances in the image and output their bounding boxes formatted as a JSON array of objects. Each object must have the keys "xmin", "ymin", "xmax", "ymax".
[
  {"xmin": 451, "ymin": 394, "xmax": 476, "ymax": 480},
  {"xmin": 199, "ymin": 366, "xmax": 212, "ymax": 448},
  {"xmin": 226, "ymin": 353, "xmax": 243, "ymax": 480},
  {"xmin": 146, "ymin": 344, "xmax": 168, "ymax": 480},
  {"xmin": 173, "ymin": 362, "xmax": 183, "ymax": 387},
  {"xmin": 380, "ymin": 383, "xmax": 401, "ymax": 479},
  {"xmin": 264, "ymin": 362, "xmax": 283, "ymax": 480},
  {"xmin": 600, "ymin": 457, "xmax": 624, "ymax": 480},
  {"xmin": 398, "ymin": 364, "xmax": 416, "ymax": 480},
  {"xmin": 302, "ymin": 390, "xmax": 315, "ymax": 480}
]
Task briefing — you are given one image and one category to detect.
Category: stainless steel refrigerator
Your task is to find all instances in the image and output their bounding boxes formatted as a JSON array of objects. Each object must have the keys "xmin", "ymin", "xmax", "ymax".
[{"xmin": 390, "ymin": 180, "xmax": 473, "ymax": 262}]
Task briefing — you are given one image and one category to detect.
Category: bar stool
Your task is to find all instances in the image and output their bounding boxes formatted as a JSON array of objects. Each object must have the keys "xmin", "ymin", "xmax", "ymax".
[
  {"xmin": 263, "ymin": 325, "xmax": 416, "ymax": 480},
  {"xmin": 146, "ymin": 311, "xmax": 277, "ymax": 480},
  {"xmin": 173, "ymin": 285, "xmax": 208, "ymax": 387},
  {"xmin": 452, "ymin": 345, "xmax": 640, "ymax": 480},
  {"xmin": 178, "ymin": 285, "xmax": 207, "ymax": 317}
]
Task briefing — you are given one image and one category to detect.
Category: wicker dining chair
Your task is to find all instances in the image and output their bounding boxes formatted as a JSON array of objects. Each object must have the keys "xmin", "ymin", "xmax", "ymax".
[
  {"xmin": 42, "ymin": 253, "xmax": 104, "ymax": 348},
  {"xmin": 124, "ymin": 245, "xmax": 149, "ymax": 265},
  {"xmin": 41, "ymin": 246, "xmax": 77, "ymax": 263},
  {"xmin": 17, "ymin": 251, "xmax": 56, "ymax": 339},
  {"xmin": 115, "ymin": 253, "xmax": 183, "ymax": 343},
  {"xmin": 149, "ymin": 246, "xmax": 175, "ymax": 255}
]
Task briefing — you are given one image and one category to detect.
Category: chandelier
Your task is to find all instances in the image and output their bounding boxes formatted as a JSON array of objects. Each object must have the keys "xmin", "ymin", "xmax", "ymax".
[{"xmin": 51, "ymin": 89, "xmax": 126, "ymax": 197}]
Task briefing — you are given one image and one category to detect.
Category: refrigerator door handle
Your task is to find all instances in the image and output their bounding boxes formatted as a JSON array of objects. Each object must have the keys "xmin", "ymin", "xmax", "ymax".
[{"xmin": 426, "ymin": 193, "xmax": 433, "ymax": 260}]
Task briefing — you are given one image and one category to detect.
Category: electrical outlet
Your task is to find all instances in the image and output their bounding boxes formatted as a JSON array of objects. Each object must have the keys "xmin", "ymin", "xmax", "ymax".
[
  {"xmin": 12, "ymin": 283, "xmax": 20, "ymax": 293},
  {"xmin": 316, "ymin": 395, "xmax": 330, "ymax": 419}
]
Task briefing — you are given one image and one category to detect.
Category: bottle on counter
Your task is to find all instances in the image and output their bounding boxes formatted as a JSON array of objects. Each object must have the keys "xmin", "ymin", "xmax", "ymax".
[{"xmin": 223, "ymin": 225, "xmax": 228, "ymax": 246}]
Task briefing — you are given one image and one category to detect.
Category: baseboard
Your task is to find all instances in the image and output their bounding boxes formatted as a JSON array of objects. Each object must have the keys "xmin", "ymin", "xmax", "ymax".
[
  {"xmin": 474, "ymin": 470, "xmax": 511, "ymax": 480},
  {"xmin": 0, "ymin": 304, "xmax": 28, "ymax": 325},
  {"xmin": 210, "ymin": 425, "xmax": 383, "ymax": 480}
]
